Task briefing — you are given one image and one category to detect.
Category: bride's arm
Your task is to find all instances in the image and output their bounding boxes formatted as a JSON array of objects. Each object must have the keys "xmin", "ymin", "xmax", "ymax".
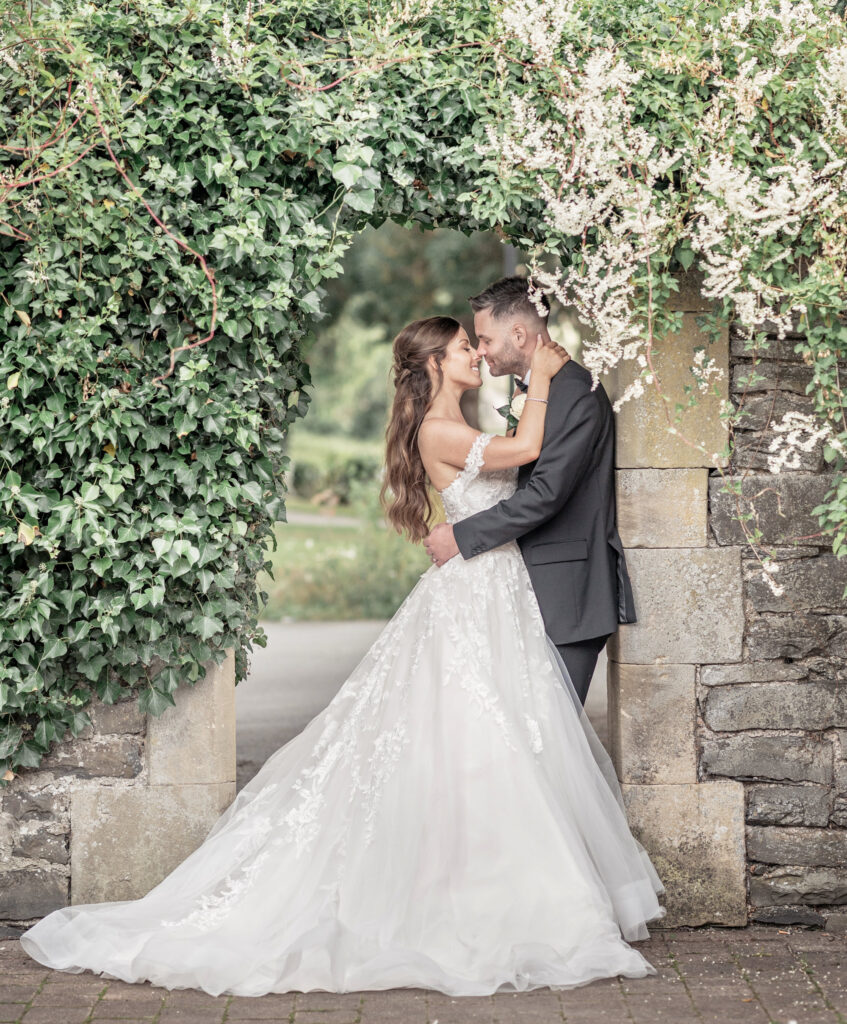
[{"xmin": 419, "ymin": 339, "xmax": 565, "ymax": 473}]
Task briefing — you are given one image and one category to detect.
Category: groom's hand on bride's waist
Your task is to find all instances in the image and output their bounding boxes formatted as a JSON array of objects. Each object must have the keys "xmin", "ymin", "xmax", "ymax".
[{"xmin": 424, "ymin": 523, "xmax": 459, "ymax": 567}]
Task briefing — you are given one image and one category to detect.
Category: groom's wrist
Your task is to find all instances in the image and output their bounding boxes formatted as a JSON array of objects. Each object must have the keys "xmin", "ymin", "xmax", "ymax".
[{"xmin": 453, "ymin": 519, "xmax": 480, "ymax": 560}]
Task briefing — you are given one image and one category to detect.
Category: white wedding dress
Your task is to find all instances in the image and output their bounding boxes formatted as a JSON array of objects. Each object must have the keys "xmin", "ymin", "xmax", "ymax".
[{"xmin": 21, "ymin": 432, "xmax": 665, "ymax": 997}]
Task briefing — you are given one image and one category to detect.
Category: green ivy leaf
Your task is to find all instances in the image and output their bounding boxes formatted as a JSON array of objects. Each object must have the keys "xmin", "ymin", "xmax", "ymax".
[
  {"xmin": 42, "ymin": 638, "xmax": 68, "ymax": 660},
  {"xmin": 345, "ymin": 189, "xmax": 376, "ymax": 214},
  {"xmin": 331, "ymin": 162, "xmax": 363, "ymax": 189},
  {"xmin": 197, "ymin": 615, "xmax": 224, "ymax": 640},
  {"xmin": 137, "ymin": 687, "xmax": 176, "ymax": 717}
]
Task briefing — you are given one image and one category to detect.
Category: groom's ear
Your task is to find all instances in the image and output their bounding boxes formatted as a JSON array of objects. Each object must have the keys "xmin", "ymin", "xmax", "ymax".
[{"xmin": 512, "ymin": 321, "xmax": 529, "ymax": 348}]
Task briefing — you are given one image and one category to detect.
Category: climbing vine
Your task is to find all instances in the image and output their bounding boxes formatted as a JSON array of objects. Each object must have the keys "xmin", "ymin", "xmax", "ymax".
[{"xmin": 1, "ymin": 0, "xmax": 845, "ymax": 778}]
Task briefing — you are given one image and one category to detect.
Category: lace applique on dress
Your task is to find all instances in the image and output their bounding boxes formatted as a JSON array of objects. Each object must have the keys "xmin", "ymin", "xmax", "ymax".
[
  {"xmin": 462, "ymin": 431, "xmax": 492, "ymax": 478},
  {"xmin": 439, "ymin": 432, "xmax": 517, "ymax": 525},
  {"xmin": 161, "ymin": 810, "xmax": 276, "ymax": 930},
  {"xmin": 524, "ymin": 715, "xmax": 544, "ymax": 754}
]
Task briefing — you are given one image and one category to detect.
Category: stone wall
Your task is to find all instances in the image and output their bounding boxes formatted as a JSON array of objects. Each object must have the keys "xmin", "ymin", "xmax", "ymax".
[
  {"xmin": 704, "ymin": 325, "xmax": 847, "ymax": 930},
  {"xmin": 607, "ymin": 272, "xmax": 846, "ymax": 930},
  {"xmin": 0, "ymin": 652, "xmax": 236, "ymax": 926}
]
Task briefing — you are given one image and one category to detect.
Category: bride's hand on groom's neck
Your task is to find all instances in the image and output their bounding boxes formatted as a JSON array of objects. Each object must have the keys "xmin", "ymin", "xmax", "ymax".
[{"xmin": 531, "ymin": 333, "xmax": 569, "ymax": 379}]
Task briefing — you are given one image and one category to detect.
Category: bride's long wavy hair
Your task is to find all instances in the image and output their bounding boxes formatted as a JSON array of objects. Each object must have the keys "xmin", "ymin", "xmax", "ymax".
[{"xmin": 380, "ymin": 316, "xmax": 461, "ymax": 543}]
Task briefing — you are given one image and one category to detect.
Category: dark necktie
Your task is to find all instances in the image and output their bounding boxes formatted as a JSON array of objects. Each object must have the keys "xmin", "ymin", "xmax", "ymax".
[{"xmin": 514, "ymin": 377, "xmax": 528, "ymax": 393}]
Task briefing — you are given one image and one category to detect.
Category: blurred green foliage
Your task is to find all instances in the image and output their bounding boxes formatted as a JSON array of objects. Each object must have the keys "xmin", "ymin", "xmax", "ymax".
[
  {"xmin": 301, "ymin": 223, "xmax": 505, "ymax": 441},
  {"xmin": 259, "ymin": 520, "xmax": 431, "ymax": 621},
  {"xmin": 288, "ymin": 430, "xmax": 383, "ymax": 504}
]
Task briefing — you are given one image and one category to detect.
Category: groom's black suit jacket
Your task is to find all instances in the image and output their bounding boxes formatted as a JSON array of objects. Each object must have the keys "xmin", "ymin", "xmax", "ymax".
[{"xmin": 452, "ymin": 359, "xmax": 637, "ymax": 646}]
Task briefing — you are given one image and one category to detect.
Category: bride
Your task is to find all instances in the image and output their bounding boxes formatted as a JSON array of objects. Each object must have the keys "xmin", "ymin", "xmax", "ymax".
[{"xmin": 20, "ymin": 315, "xmax": 665, "ymax": 997}]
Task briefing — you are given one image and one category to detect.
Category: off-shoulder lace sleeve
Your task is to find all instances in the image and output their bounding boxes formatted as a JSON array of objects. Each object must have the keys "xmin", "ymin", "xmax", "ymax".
[
  {"xmin": 462, "ymin": 431, "xmax": 494, "ymax": 479},
  {"xmin": 438, "ymin": 431, "xmax": 495, "ymax": 499}
]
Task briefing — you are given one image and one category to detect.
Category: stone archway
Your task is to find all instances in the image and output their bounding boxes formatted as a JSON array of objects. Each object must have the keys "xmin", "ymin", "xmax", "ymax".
[
  {"xmin": 4, "ymin": 3, "xmax": 846, "ymax": 932},
  {"xmin": 3, "ymin": 269, "xmax": 749, "ymax": 926},
  {"xmin": 6, "ymin": 261, "xmax": 846, "ymax": 930}
]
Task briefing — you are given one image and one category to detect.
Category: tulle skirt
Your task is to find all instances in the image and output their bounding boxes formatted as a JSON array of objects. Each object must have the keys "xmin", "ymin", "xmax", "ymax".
[{"xmin": 20, "ymin": 541, "xmax": 665, "ymax": 996}]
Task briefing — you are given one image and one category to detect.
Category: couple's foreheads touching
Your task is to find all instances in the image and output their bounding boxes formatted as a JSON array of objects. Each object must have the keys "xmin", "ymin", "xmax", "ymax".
[{"xmin": 389, "ymin": 275, "xmax": 553, "ymax": 394}]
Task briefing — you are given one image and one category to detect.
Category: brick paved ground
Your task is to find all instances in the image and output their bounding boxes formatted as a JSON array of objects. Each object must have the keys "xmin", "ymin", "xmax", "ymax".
[{"xmin": 1, "ymin": 926, "xmax": 845, "ymax": 1024}]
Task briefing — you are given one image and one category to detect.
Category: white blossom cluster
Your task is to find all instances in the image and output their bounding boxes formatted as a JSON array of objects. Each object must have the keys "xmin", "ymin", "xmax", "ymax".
[
  {"xmin": 1, "ymin": 49, "xmax": 22, "ymax": 75},
  {"xmin": 2, "ymin": 43, "xmax": 38, "ymax": 86},
  {"xmin": 210, "ymin": 3, "xmax": 266, "ymax": 78},
  {"xmin": 690, "ymin": 347, "xmax": 726, "ymax": 394},
  {"xmin": 696, "ymin": 0, "xmax": 844, "ymax": 362},
  {"xmin": 499, "ymin": 0, "xmax": 582, "ymax": 67},
  {"xmin": 720, "ymin": 58, "xmax": 777, "ymax": 123},
  {"xmin": 22, "ymin": 251, "xmax": 48, "ymax": 286},
  {"xmin": 815, "ymin": 42, "xmax": 847, "ymax": 140},
  {"xmin": 389, "ymin": 0, "xmax": 438, "ymax": 20},
  {"xmin": 479, "ymin": 13, "xmax": 678, "ymax": 394},
  {"xmin": 486, "ymin": 0, "xmax": 846, "ymax": 464},
  {"xmin": 766, "ymin": 410, "xmax": 846, "ymax": 474},
  {"xmin": 372, "ymin": 0, "xmax": 437, "ymax": 40},
  {"xmin": 690, "ymin": 138, "xmax": 842, "ymax": 341},
  {"xmin": 717, "ymin": 0, "xmax": 822, "ymax": 59}
]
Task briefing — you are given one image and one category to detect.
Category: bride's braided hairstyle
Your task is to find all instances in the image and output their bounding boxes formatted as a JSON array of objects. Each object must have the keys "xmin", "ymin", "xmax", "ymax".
[{"xmin": 380, "ymin": 316, "xmax": 461, "ymax": 542}]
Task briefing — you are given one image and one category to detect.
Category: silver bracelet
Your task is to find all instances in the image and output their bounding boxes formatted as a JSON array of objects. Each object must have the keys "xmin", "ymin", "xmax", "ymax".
[{"xmin": 525, "ymin": 397, "xmax": 548, "ymax": 405}]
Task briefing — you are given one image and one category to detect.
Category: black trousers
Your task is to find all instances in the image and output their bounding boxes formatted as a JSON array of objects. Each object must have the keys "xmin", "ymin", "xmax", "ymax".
[{"xmin": 555, "ymin": 633, "xmax": 612, "ymax": 706}]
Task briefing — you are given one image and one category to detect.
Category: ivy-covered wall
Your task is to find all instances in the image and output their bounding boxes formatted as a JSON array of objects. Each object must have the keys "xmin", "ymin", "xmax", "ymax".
[{"xmin": 0, "ymin": 0, "xmax": 516, "ymax": 776}]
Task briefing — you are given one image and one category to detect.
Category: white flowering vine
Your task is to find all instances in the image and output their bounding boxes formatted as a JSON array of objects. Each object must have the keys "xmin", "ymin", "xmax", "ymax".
[{"xmin": 462, "ymin": 0, "xmax": 847, "ymax": 574}]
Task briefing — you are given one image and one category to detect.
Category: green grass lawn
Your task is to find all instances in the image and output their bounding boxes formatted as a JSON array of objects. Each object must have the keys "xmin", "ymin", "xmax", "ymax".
[
  {"xmin": 260, "ymin": 429, "xmax": 436, "ymax": 620},
  {"xmin": 287, "ymin": 431, "xmax": 385, "ymax": 463},
  {"xmin": 258, "ymin": 518, "xmax": 432, "ymax": 621}
]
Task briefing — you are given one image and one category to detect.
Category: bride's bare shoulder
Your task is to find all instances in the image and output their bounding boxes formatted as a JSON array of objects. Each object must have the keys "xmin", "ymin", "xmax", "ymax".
[
  {"xmin": 418, "ymin": 418, "xmax": 479, "ymax": 475},
  {"xmin": 418, "ymin": 417, "xmax": 476, "ymax": 448}
]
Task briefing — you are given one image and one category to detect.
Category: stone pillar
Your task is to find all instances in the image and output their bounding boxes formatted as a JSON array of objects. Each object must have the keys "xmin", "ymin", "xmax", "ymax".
[
  {"xmin": 605, "ymin": 272, "xmax": 748, "ymax": 926},
  {"xmin": 0, "ymin": 652, "xmax": 236, "ymax": 921}
]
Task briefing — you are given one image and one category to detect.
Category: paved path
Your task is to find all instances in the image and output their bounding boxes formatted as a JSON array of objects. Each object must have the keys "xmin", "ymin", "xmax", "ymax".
[
  {"xmin": 2, "ymin": 927, "xmax": 846, "ymax": 1023},
  {"xmin": 236, "ymin": 622, "xmax": 608, "ymax": 790},
  {"xmin": 236, "ymin": 621, "xmax": 386, "ymax": 790}
]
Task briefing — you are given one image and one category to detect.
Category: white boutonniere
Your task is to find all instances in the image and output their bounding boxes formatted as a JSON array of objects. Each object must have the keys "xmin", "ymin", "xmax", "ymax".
[
  {"xmin": 509, "ymin": 392, "xmax": 527, "ymax": 420},
  {"xmin": 496, "ymin": 391, "xmax": 526, "ymax": 431}
]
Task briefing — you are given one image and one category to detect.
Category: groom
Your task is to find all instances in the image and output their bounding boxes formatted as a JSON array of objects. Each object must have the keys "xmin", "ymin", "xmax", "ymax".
[{"xmin": 424, "ymin": 276, "xmax": 637, "ymax": 706}]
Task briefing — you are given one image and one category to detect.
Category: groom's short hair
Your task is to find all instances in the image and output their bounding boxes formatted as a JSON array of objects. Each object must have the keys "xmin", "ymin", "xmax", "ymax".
[{"xmin": 469, "ymin": 276, "xmax": 550, "ymax": 323}]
